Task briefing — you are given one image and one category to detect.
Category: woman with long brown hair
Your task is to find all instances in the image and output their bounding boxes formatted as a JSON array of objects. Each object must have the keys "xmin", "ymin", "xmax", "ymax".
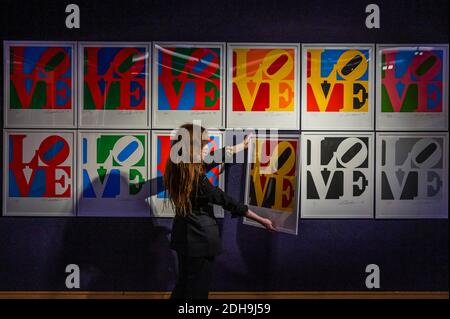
[{"xmin": 164, "ymin": 123, "xmax": 276, "ymax": 299}]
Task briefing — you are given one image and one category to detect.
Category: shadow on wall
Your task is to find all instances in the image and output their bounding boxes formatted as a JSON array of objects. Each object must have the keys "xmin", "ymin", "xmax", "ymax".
[
  {"xmin": 233, "ymin": 161, "xmax": 277, "ymax": 291},
  {"xmin": 60, "ymin": 174, "xmax": 176, "ymax": 291},
  {"xmin": 210, "ymin": 148, "xmax": 277, "ymax": 292}
]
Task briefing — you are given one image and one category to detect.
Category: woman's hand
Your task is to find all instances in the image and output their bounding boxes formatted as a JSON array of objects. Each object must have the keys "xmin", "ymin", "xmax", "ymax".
[
  {"xmin": 260, "ymin": 218, "xmax": 277, "ymax": 232},
  {"xmin": 232, "ymin": 133, "xmax": 253, "ymax": 154},
  {"xmin": 242, "ymin": 133, "xmax": 252, "ymax": 150}
]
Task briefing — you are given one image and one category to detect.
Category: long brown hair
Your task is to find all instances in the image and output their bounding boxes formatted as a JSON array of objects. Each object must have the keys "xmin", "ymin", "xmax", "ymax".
[{"xmin": 163, "ymin": 124, "xmax": 209, "ymax": 217}]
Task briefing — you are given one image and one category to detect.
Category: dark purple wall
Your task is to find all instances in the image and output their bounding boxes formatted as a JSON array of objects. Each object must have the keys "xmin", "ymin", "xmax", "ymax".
[{"xmin": 0, "ymin": 0, "xmax": 448, "ymax": 291}]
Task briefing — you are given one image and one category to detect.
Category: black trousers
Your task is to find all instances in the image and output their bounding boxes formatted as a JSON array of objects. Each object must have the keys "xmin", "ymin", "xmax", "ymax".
[{"xmin": 170, "ymin": 252, "xmax": 215, "ymax": 299}]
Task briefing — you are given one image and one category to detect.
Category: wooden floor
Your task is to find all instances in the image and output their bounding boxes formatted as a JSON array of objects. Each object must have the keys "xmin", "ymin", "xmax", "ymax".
[{"xmin": 0, "ymin": 291, "xmax": 448, "ymax": 299}]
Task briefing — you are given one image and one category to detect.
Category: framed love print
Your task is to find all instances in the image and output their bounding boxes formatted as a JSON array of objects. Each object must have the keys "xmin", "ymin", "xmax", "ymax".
[
  {"xmin": 4, "ymin": 41, "xmax": 77, "ymax": 128},
  {"xmin": 376, "ymin": 44, "xmax": 448, "ymax": 130},
  {"xmin": 3, "ymin": 130, "xmax": 76, "ymax": 216},
  {"xmin": 77, "ymin": 130, "xmax": 151, "ymax": 217},
  {"xmin": 78, "ymin": 42, "xmax": 150, "ymax": 128},
  {"xmin": 227, "ymin": 43, "xmax": 300, "ymax": 130},
  {"xmin": 301, "ymin": 44, "xmax": 375, "ymax": 130},
  {"xmin": 152, "ymin": 42, "xmax": 225, "ymax": 129},
  {"xmin": 150, "ymin": 129, "xmax": 225, "ymax": 217},
  {"xmin": 243, "ymin": 133, "xmax": 300, "ymax": 234},
  {"xmin": 301, "ymin": 132, "xmax": 374, "ymax": 218}
]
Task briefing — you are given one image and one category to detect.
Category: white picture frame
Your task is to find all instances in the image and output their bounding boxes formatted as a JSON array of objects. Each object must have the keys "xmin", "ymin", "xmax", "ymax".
[
  {"xmin": 301, "ymin": 132, "xmax": 374, "ymax": 218},
  {"xmin": 77, "ymin": 130, "xmax": 151, "ymax": 217},
  {"xmin": 375, "ymin": 132, "xmax": 448, "ymax": 219},
  {"xmin": 301, "ymin": 43, "xmax": 375, "ymax": 130},
  {"xmin": 3, "ymin": 129, "xmax": 76, "ymax": 216},
  {"xmin": 375, "ymin": 44, "xmax": 449, "ymax": 131},
  {"xmin": 150, "ymin": 129, "xmax": 225, "ymax": 218},
  {"xmin": 243, "ymin": 133, "xmax": 300, "ymax": 235},
  {"xmin": 78, "ymin": 42, "xmax": 151, "ymax": 128},
  {"xmin": 152, "ymin": 42, "xmax": 225, "ymax": 129},
  {"xmin": 226, "ymin": 43, "xmax": 300, "ymax": 130},
  {"xmin": 3, "ymin": 41, "xmax": 77, "ymax": 128}
]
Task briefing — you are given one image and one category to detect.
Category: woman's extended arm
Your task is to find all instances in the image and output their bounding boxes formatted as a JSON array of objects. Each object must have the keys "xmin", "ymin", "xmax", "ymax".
[{"xmin": 199, "ymin": 175, "xmax": 277, "ymax": 232}]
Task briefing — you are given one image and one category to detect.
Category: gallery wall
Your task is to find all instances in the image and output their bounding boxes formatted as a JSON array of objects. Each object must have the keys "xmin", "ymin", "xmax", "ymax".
[
  {"xmin": 0, "ymin": 0, "xmax": 448, "ymax": 292},
  {"xmin": 3, "ymin": 41, "xmax": 448, "ymax": 219}
]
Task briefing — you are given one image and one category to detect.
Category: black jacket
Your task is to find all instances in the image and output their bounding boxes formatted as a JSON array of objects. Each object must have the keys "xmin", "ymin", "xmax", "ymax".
[{"xmin": 170, "ymin": 174, "xmax": 248, "ymax": 257}]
